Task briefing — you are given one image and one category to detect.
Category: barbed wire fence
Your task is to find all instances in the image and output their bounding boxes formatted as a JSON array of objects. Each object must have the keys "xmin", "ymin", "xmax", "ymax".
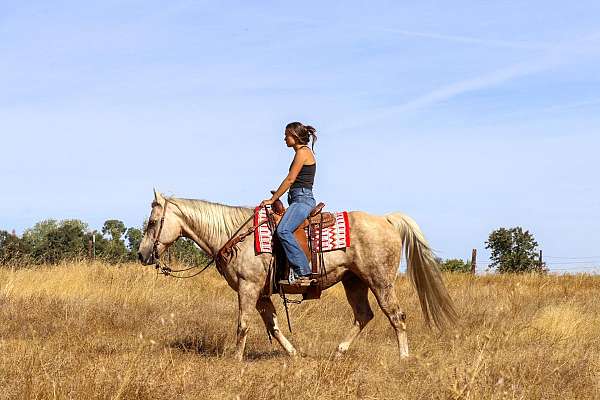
[{"xmin": 432, "ymin": 248, "xmax": 600, "ymax": 274}]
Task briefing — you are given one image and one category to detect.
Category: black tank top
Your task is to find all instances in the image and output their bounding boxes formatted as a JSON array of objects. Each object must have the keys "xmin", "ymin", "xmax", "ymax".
[
  {"xmin": 289, "ymin": 146, "xmax": 316, "ymax": 189},
  {"xmin": 290, "ymin": 163, "xmax": 316, "ymax": 190}
]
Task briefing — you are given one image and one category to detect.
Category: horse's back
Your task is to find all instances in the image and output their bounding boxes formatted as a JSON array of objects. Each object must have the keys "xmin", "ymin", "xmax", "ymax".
[
  {"xmin": 345, "ymin": 210, "xmax": 403, "ymax": 260},
  {"xmin": 347, "ymin": 210, "xmax": 401, "ymax": 239}
]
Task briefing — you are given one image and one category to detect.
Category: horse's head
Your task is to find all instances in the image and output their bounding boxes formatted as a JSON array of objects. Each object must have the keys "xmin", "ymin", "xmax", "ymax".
[{"xmin": 137, "ymin": 189, "xmax": 182, "ymax": 265}]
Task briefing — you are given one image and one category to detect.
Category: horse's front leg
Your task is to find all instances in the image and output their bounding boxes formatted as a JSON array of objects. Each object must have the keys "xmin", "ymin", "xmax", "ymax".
[
  {"xmin": 234, "ymin": 279, "xmax": 261, "ymax": 361},
  {"xmin": 256, "ymin": 296, "xmax": 297, "ymax": 356}
]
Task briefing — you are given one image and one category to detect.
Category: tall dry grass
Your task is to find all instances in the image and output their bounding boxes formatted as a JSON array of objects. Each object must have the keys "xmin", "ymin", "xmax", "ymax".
[{"xmin": 0, "ymin": 262, "xmax": 599, "ymax": 399}]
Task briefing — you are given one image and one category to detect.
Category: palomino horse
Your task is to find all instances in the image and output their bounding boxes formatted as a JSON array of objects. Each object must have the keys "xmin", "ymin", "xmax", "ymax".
[{"xmin": 138, "ymin": 190, "xmax": 457, "ymax": 361}]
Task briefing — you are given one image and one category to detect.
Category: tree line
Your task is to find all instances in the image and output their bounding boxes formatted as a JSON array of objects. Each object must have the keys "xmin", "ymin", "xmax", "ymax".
[
  {"xmin": 0, "ymin": 218, "xmax": 209, "ymax": 267},
  {"xmin": 1, "ymin": 218, "xmax": 545, "ymax": 273}
]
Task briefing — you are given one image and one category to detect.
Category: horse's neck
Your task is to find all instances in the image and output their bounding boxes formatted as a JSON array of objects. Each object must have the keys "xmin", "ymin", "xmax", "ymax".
[{"xmin": 174, "ymin": 198, "xmax": 252, "ymax": 256}]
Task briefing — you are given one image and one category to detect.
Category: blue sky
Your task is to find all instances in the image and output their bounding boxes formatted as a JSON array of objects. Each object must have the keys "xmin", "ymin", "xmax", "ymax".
[{"xmin": 1, "ymin": 1, "xmax": 599, "ymax": 272}]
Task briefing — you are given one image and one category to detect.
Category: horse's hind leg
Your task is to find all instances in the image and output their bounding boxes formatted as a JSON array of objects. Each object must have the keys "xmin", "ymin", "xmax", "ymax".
[
  {"xmin": 336, "ymin": 273, "xmax": 374, "ymax": 356},
  {"xmin": 371, "ymin": 282, "xmax": 409, "ymax": 359},
  {"xmin": 256, "ymin": 296, "xmax": 297, "ymax": 356}
]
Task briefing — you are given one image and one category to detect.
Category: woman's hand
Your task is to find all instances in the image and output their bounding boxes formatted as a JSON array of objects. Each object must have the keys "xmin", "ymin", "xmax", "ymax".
[{"xmin": 259, "ymin": 197, "xmax": 275, "ymax": 207}]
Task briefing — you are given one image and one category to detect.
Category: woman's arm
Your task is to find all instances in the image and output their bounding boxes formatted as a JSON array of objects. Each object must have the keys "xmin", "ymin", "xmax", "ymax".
[{"xmin": 260, "ymin": 149, "xmax": 308, "ymax": 206}]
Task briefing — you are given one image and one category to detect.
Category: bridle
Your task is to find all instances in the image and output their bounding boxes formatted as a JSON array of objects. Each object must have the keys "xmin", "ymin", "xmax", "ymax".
[
  {"xmin": 151, "ymin": 199, "xmax": 171, "ymax": 263},
  {"xmin": 148, "ymin": 199, "xmax": 269, "ymax": 279}
]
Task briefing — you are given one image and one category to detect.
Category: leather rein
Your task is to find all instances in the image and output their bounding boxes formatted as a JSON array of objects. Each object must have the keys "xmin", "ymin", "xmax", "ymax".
[{"xmin": 151, "ymin": 200, "xmax": 268, "ymax": 279}]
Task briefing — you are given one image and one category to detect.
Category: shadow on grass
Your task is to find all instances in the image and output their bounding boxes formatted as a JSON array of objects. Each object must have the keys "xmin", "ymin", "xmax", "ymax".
[
  {"xmin": 245, "ymin": 349, "xmax": 287, "ymax": 361},
  {"xmin": 168, "ymin": 334, "xmax": 227, "ymax": 357},
  {"xmin": 168, "ymin": 335, "xmax": 287, "ymax": 361}
]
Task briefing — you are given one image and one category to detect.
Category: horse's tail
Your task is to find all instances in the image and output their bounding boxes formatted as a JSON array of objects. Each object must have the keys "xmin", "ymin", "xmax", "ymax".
[{"xmin": 385, "ymin": 212, "xmax": 458, "ymax": 330}]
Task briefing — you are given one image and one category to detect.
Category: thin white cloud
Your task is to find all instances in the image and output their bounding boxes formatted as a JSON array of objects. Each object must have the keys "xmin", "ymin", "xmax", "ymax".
[
  {"xmin": 378, "ymin": 28, "xmax": 550, "ymax": 50},
  {"xmin": 492, "ymin": 98, "xmax": 600, "ymax": 122},
  {"xmin": 330, "ymin": 32, "xmax": 600, "ymax": 132},
  {"xmin": 536, "ymin": 98, "xmax": 600, "ymax": 113},
  {"xmin": 283, "ymin": 16, "xmax": 549, "ymax": 50}
]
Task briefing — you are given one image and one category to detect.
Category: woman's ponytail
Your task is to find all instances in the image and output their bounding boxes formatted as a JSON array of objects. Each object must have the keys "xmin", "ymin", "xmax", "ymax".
[{"xmin": 304, "ymin": 125, "xmax": 317, "ymax": 152}]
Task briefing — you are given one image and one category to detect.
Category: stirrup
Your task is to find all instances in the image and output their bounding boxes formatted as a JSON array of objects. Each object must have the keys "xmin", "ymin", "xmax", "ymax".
[
  {"xmin": 284, "ymin": 269, "xmax": 314, "ymax": 286},
  {"xmin": 279, "ymin": 277, "xmax": 314, "ymax": 287}
]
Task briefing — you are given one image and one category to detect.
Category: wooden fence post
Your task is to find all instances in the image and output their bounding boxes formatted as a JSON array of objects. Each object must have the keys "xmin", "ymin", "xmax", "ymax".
[{"xmin": 471, "ymin": 249, "xmax": 477, "ymax": 274}]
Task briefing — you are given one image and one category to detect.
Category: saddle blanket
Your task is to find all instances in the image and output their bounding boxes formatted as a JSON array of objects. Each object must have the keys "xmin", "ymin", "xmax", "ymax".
[{"xmin": 253, "ymin": 206, "xmax": 350, "ymax": 254}]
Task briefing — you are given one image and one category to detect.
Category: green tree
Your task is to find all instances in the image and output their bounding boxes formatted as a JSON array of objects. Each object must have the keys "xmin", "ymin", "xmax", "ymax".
[
  {"xmin": 21, "ymin": 219, "xmax": 59, "ymax": 261},
  {"xmin": 102, "ymin": 220, "xmax": 126, "ymax": 241},
  {"xmin": 0, "ymin": 230, "xmax": 29, "ymax": 265},
  {"xmin": 20, "ymin": 219, "xmax": 89, "ymax": 264},
  {"xmin": 43, "ymin": 220, "xmax": 88, "ymax": 263},
  {"xmin": 485, "ymin": 227, "xmax": 546, "ymax": 273},
  {"xmin": 439, "ymin": 258, "xmax": 472, "ymax": 273},
  {"xmin": 125, "ymin": 227, "xmax": 143, "ymax": 260},
  {"xmin": 99, "ymin": 220, "xmax": 128, "ymax": 263}
]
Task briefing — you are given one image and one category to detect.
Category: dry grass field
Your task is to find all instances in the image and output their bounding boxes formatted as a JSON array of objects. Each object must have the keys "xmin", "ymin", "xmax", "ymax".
[{"xmin": 0, "ymin": 262, "xmax": 599, "ymax": 399}]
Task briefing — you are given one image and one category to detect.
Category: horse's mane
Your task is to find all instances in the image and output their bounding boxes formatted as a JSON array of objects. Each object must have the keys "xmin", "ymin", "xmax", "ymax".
[{"xmin": 167, "ymin": 197, "xmax": 254, "ymax": 239}]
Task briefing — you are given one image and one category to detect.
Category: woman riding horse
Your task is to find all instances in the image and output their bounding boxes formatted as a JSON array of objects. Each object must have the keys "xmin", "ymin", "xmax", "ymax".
[{"xmin": 260, "ymin": 122, "xmax": 317, "ymax": 286}]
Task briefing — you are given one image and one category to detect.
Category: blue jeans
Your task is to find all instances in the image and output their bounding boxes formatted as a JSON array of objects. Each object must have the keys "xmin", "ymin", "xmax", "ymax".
[{"xmin": 276, "ymin": 187, "xmax": 316, "ymax": 277}]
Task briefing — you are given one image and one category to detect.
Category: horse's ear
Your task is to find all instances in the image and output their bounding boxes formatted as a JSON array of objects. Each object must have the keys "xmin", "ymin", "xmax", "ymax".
[{"xmin": 153, "ymin": 188, "xmax": 164, "ymax": 205}]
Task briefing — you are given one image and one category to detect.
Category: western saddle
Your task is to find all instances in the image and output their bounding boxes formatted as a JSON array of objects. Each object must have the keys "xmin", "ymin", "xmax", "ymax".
[{"xmin": 268, "ymin": 193, "xmax": 335, "ymax": 298}]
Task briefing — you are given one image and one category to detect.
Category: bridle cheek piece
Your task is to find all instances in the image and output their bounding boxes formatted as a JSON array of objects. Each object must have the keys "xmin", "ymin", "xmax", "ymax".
[{"xmin": 151, "ymin": 201, "xmax": 169, "ymax": 262}]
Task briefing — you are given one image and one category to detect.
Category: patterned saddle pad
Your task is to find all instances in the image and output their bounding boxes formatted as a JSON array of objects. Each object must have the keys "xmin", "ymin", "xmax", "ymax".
[{"xmin": 253, "ymin": 205, "xmax": 350, "ymax": 254}]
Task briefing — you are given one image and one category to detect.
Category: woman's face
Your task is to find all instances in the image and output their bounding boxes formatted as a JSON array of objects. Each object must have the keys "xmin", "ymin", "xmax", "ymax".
[{"xmin": 284, "ymin": 131, "xmax": 296, "ymax": 147}]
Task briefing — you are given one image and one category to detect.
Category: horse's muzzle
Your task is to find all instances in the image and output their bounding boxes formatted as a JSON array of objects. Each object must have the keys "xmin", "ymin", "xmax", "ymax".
[{"xmin": 138, "ymin": 251, "xmax": 155, "ymax": 266}]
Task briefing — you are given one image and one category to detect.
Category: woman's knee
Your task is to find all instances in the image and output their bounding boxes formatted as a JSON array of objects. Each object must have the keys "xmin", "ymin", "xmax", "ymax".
[{"xmin": 276, "ymin": 223, "xmax": 291, "ymax": 237}]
